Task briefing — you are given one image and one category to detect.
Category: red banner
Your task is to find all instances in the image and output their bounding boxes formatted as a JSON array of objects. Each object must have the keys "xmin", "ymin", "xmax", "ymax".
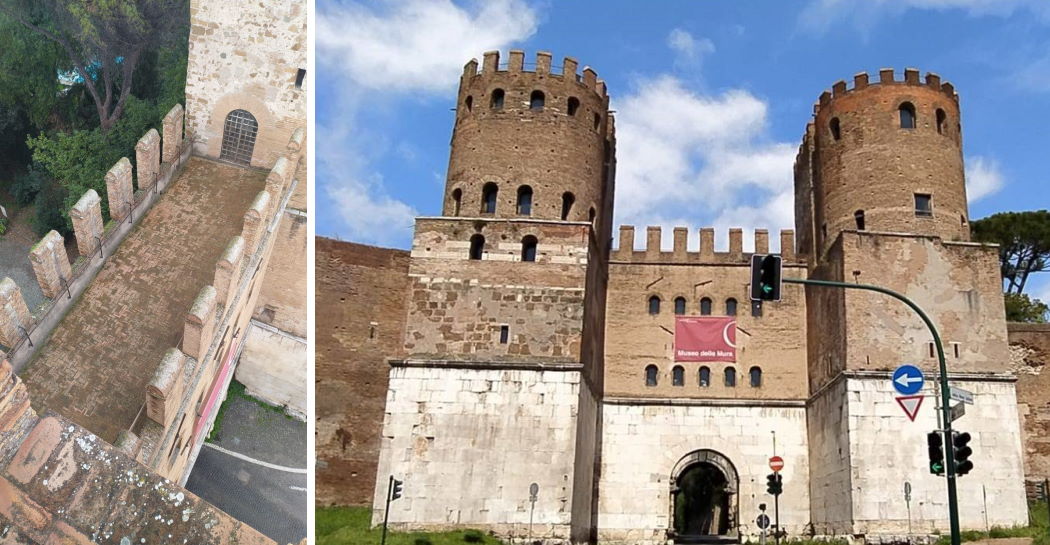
[{"xmin": 674, "ymin": 316, "xmax": 737, "ymax": 362}]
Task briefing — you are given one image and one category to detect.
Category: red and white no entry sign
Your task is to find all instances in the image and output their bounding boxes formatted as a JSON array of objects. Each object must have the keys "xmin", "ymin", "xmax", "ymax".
[{"xmin": 769, "ymin": 456, "xmax": 784, "ymax": 472}]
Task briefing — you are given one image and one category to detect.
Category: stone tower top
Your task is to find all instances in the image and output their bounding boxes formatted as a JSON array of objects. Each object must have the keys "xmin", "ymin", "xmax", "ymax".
[
  {"xmin": 442, "ymin": 50, "xmax": 615, "ymax": 225},
  {"xmin": 794, "ymin": 68, "xmax": 969, "ymax": 258}
]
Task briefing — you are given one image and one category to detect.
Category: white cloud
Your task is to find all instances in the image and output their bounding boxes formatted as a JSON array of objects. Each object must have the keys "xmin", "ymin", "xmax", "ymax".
[
  {"xmin": 318, "ymin": 0, "xmax": 539, "ymax": 93},
  {"xmin": 326, "ymin": 175, "xmax": 419, "ymax": 247},
  {"xmin": 667, "ymin": 29, "xmax": 715, "ymax": 68},
  {"xmin": 613, "ymin": 75, "xmax": 797, "ymax": 251},
  {"xmin": 801, "ymin": 0, "xmax": 1050, "ymax": 30},
  {"xmin": 965, "ymin": 155, "xmax": 1005, "ymax": 203}
]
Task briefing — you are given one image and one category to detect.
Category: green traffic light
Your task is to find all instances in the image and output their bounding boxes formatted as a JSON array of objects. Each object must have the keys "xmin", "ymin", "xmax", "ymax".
[
  {"xmin": 762, "ymin": 284, "xmax": 772, "ymax": 293},
  {"xmin": 931, "ymin": 461, "xmax": 944, "ymax": 473}
]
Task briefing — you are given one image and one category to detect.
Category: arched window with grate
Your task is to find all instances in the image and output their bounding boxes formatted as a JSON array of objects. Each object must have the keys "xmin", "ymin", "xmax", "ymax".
[
  {"xmin": 521, "ymin": 235, "xmax": 538, "ymax": 262},
  {"xmin": 517, "ymin": 186, "xmax": 533, "ymax": 216},
  {"xmin": 674, "ymin": 297, "xmax": 686, "ymax": 315},
  {"xmin": 219, "ymin": 109, "xmax": 258, "ymax": 166},
  {"xmin": 673, "ymin": 366, "xmax": 685, "ymax": 386},
  {"xmin": 750, "ymin": 366, "xmax": 762, "ymax": 388},
  {"xmin": 726, "ymin": 298, "xmax": 738, "ymax": 316},
  {"xmin": 645, "ymin": 365, "xmax": 658, "ymax": 387},
  {"xmin": 724, "ymin": 367, "xmax": 736, "ymax": 387},
  {"xmin": 481, "ymin": 183, "xmax": 499, "ymax": 214},
  {"xmin": 899, "ymin": 102, "xmax": 916, "ymax": 129},
  {"xmin": 699, "ymin": 366, "xmax": 710, "ymax": 387},
  {"xmin": 469, "ymin": 234, "xmax": 485, "ymax": 260},
  {"xmin": 700, "ymin": 297, "xmax": 712, "ymax": 316},
  {"xmin": 648, "ymin": 295, "xmax": 661, "ymax": 315}
]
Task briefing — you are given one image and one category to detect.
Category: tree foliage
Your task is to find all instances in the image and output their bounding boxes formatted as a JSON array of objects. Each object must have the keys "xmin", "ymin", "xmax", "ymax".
[
  {"xmin": 0, "ymin": 0, "xmax": 189, "ymax": 131},
  {"xmin": 1004, "ymin": 293, "xmax": 1049, "ymax": 324},
  {"xmin": 0, "ymin": 10, "xmax": 65, "ymax": 130},
  {"xmin": 971, "ymin": 210, "xmax": 1050, "ymax": 295}
]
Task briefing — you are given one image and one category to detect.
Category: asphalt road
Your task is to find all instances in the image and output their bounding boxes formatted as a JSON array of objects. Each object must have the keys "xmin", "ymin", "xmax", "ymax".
[{"xmin": 186, "ymin": 394, "xmax": 307, "ymax": 545}]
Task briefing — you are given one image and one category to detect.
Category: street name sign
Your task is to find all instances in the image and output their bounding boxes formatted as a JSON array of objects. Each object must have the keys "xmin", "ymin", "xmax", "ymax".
[
  {"xmin": 949, "ymin": 402, "xmax": 966, "ymax": 422},
  {"xmin": 892, "ymin": 365, "xmax": 925, "ymax": 395},
  {"xmin": 949, "ymin": 386, "xmax": 974, "ymax": 405},
  {"xmin": 895, "ymin": 395, "xmax": 924, "ymax": 421}
]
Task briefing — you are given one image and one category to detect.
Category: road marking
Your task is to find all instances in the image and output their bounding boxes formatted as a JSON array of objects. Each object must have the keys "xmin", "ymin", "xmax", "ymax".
[{"xmin": 204, "ymin": 443, "xmax": 307, "ymax": 474}]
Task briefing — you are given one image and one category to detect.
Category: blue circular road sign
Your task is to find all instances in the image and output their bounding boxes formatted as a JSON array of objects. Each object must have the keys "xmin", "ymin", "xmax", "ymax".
[{"xmin": 892, "ymin": 364, "xmax": 925, "ymax": 395}]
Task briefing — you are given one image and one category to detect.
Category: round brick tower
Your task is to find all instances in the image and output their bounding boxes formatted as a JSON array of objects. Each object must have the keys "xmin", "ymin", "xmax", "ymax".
[
  {"xmin": 443, "ymin": 50, "xmax": 613, "ymax": 223},
  {"xmin": 809, "ymin": 68, "xmax": 969, "ymax": 250}
]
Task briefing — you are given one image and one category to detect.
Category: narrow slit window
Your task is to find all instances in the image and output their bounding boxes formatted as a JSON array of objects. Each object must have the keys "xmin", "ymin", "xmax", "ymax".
[
  {"xmin": 830, "ymin": 117, "xmax": 841, "ymax": 140},
  {"xmin": 499, "ymin": 325, "xmax": 509, "ymax": 344},
  {"xmin": 521, "ymin": 235, "xmax": 538, "ymax": 262},
  {"xmin": 451, "ymin": 188, "xmax": 462, "ymax": 215},
  {"xmin": 855, "ymin": 210, "xmax": 865, "ymax": 230},
  {"xmin": 648, "ymin": 295, "xmax": 661, "ymax": 315},
  {"xmin": 645, "ymin": 365, "xmax": 658, "ymax": 387},
  {"xmin": 929, "ymin": 342, "xmax": 936, "ymax": 358},
  {"xmin": 699, "ymin": 367, "xmax": 710, "ymax": 387},
  {"xmin": 465, "ymin": 95, "xmax": 473, "ymax": 112},
  {"xmin": 674, "ymin": 297, "xmax": 686, "ymax": 315},
  {"xmin": 672, "ymin": 366, "xmax": 684, "ymax": 387},
  {"xmin": 936, "ymin": 109, "xmax": 946, "ymax": 134},
  {"xmin": 954, "ymin": 343, "xmax": 960, "ymax": 359},
  {"xmin": 469, "ymin": 234, "xmax": 485, "ymax": 260},
  {"xmin": 594, "ymin": 113, "xmax": 601, "ymax": 130},
  {"xmin": 294, "ymin": 68, "xmax": 306, "ymax": 89}
]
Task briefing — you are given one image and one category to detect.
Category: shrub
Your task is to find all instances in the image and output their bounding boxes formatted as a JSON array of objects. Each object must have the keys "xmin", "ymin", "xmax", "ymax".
[
  {"xmin": 463, "ymin": 530, "xmax": 484, "ymax": 543},
  {"xmin": 32, "ymin": 179, "xmax": 68, "ymax": 236},
  {"xmin": 10, "ymin": 164, "xmax": 47, "ymax": 205},
  {"xmin": 413, "ymin": 538, "xmax": 433, "ymax": 545}
]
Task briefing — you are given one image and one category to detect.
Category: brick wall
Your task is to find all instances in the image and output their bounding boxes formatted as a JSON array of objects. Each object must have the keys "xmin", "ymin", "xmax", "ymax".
[
  {"xmin": 315, "ymin": 238, "xmax": 410, "ymax": 506},
  {"xmin": 1009, "ymin": 322, "xmax": 1050, "ymax": 482}
]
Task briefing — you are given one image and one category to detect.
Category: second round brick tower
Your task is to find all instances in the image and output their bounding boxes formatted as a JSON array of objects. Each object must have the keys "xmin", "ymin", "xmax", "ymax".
[
  {"xmin": 443, "ymin": 50, "xmax": 615, "ymax": 225},
  {"xmin": 795, "ymin": 68, "xmax": 969, "ymax": 257}
]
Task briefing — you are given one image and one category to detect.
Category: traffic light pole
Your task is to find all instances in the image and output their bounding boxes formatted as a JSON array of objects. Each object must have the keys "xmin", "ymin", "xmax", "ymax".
[
  {"xmin": 783, "ymin": 277, "xmax": 960, "ymax": 545},
  {"xmin": 382, "ymin": 475, "xmax": 393, "ymax": 545}
]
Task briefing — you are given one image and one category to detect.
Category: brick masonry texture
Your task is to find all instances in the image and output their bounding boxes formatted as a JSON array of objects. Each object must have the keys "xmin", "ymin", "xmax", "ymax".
[
  {"xmin": 105, "ymin": 157, "xmax": 134, "ymax": 222},
  {"xmin": 315, "ymin": 238, "xmax": 409, "ymax": 506},
  {"xmin": 28, "ymin": 230, "xmax": 72, "ymax": 300},
  {"xmin": 0, "ymin": 278, "xmax": 30, "ymax": 349},
  {"xmin": 1009, "ymin": 323, "xmax": 1050, "ymax": 483},
  {"xmin": 162, "ymin": 103, "xmax": 185, "ymax": 163},
  {"xmin": 70, "ymin": 189, "xmax": 103, "ymax": 257},
  {"xmin": 185, "ymin": 0, "xmax": 306, "ymax": 168},
  {"xmin": 136, "ymin": 128, "xmax": 161, "ymax": 190},
  {"xmin": 0, "ymin": 360, "xmax": 275, "ymax": 544},
  {"xmin": 21, "ymin": 157, "xmax": 265, "ymax": 444}
]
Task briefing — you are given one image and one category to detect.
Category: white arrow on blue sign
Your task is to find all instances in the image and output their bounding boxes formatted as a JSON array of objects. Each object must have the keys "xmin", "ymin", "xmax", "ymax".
[{"xmin": 892, "ymin": 364, "xmax": 925, "ymax": 395}]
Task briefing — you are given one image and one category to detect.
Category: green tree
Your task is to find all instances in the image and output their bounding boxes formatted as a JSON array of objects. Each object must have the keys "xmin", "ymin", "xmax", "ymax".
[
  {"xmin": 971, "ymin": 210, "xmax": 1050, "ymax": 294},
  {"xmin": 0, "ymin": 11, "xmax": 65, "ymax": 130},
  {"xmin": 1004, "ymin": 293, "xmax": 1049, "ymax": 323},
  {"xmin": 0, "ymin": 0, "xmax": 188, "ymax": 131}
]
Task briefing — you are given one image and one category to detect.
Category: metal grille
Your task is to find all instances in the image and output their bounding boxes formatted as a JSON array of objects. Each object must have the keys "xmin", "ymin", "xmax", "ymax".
[{"xmin": 219, "ymin": 109, "xmax": 258, "ymax": 166}]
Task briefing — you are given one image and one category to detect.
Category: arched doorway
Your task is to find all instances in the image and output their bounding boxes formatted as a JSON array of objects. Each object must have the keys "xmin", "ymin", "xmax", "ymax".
[
  {"xmin": 219, "ymin": 109, "xmax": 258, "ymax": 166},
  {"xmin": 669, "ymin": 449, "xmax": 739, "ymax": 543}
]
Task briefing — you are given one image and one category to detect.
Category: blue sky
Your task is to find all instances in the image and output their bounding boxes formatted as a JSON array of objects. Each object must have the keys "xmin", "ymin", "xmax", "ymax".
[{"xmin": 317, "ymin": 0, "xmax": 1050, "ymax": 301}]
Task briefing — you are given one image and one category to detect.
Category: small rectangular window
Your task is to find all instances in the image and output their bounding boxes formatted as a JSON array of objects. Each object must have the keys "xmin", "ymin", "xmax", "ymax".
[
  {"xmin": 499, "ymin": 325, "xmax": 509, "ymax": 344},
  {"xmin": 953, "ymin": 343, "xmax": 960, "ymax": 359},
  {"xmin": 929, "ymin": 342, "xmax": 935, "ymax": 358},
  {"xmin": 295, "ymin": 68, "xmax": 306, "ymax": 89},
  {"xmin": 915, "ymin": 194, "xmax": 933, "ymax": 216}
]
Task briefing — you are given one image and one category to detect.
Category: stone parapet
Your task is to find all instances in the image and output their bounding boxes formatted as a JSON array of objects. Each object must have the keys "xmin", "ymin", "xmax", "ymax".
[
  {"xmin": 242, "ymin": 190, "xmax": 271, "ymax": 255},
  {"xmin": 162, "ymin": 104, "xmax": 184, "ymax": 163},
  {"xmin": 105, "ymin": 157, "xmax": 134, "ymax": 221},
  {"xmin": 145, "ymin": 348, "xmax": 186, "ymax": 428},
  {"xmin": 183, "ymin": 285, "xmax": 217, "ymax": 361},
  {"xmin": 29, "ymin": 230, "xmax": 72, "ymax": 299},
  {"xmin": 612, "ymin": 225, "xmax": 799, "ymax": 264},
  {"xmin": 0, "ymin": 279, "xmax": 30, "ymax": 349},
  {"xmin": 136, "ymin": 128, "xmax": 161, "ymax": 191},
  {"xmin": 70, "ymin": 189, "xmax": 103, "ymax": 257},
  {"xmin": 214, "ymin": 236, "xmax": 245, "ymax": 312}
]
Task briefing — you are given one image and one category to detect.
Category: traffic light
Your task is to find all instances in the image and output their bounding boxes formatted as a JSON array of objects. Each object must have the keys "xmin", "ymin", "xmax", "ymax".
[
  {"xmin": 766, "ymin": 473, "xmax": 782, "ymax": 496},
  {"xmin": 927, "ymin": 431, "xmax": 945, "ymax": 475},
  {"xmin": 953, "ymin": 431, "xmax": 973, "ymax": 476},
  {"xmin": 750, "ymin": 254, "xmax": 782, "ymax": 301},
  {"xmin": 391, "ymin": 478, "xmax": 404, "ymax": 500}
]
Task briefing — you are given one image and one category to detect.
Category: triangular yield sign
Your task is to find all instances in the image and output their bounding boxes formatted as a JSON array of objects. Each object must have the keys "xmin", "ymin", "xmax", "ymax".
[{"xmin": 896, "ymin": 395, "xmax": 924, "ymax": 421}]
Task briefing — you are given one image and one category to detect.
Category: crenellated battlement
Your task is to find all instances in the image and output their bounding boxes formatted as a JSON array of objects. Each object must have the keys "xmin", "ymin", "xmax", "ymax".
[
  {"xmin": 810, "ymin": 68, "xmax": 957, "ymax": 120},
  {"xmin": 462, "ymin": 50, "xmax": 608, "ymax": 100},
  {"xmin": 611, "ymin": 225, "xmax": 799, "ymax": 264}
]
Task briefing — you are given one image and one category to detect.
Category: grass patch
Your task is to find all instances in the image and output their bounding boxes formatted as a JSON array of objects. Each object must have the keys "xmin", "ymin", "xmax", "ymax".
[
  {"xmin": 931, "ymin": 501, "xmax": 1050, "ymax": 545},
  {"xmin": 207, "ymin": 379, "xmax": 294, "ymax": 442},
  {"xmin": 316, "ymin": 506, "xmax": 505, "ymax": 545}
]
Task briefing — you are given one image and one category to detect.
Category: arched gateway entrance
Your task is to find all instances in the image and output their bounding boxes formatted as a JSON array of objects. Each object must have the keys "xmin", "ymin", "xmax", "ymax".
[{"xmin": 669, "ymin": 449, "xmax": 740, "ymax": 543}]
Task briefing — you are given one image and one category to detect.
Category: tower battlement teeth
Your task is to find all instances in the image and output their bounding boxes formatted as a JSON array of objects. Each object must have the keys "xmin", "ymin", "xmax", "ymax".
[
  {"xmin": 811, "ymin": 68, "xmax": 958, "ymax": 118},
  {"xmin": 461, "ymin": 50, "xmax": 608, "ymax": 99},
  {"xmin": 611, "ymin": 226, "xmax": 797, "ymax": 264}
]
